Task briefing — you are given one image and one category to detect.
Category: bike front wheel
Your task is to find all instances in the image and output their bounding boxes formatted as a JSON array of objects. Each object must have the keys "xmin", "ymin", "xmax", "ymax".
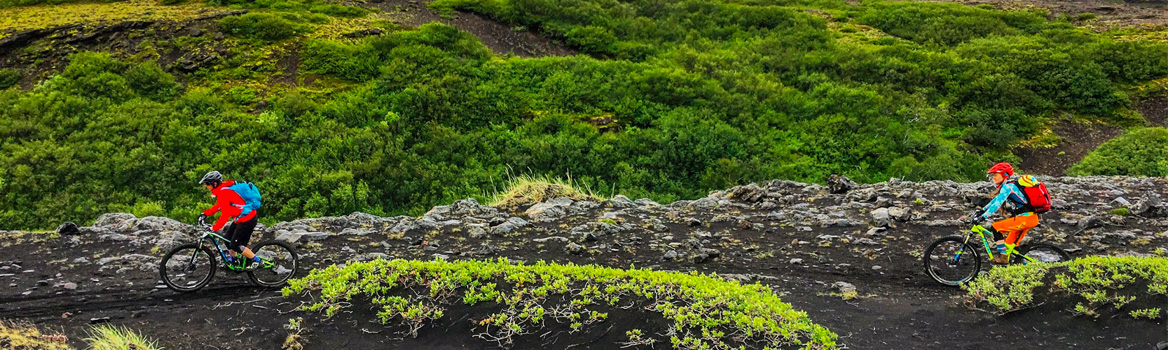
[
  {"xmin": 923, "ymin": 236, "xmax": 982, "ymax": 286},
  {"xmin": 246, "ymin": 240, "xmax": 299, "ymax": 288},
  {"xmin": 160, "ymin": 243, "xmax": 217, "ymax": 292},
  {"xmin": 1016, "ymin": 243, "xmax": 1071, "ymax": 264}
]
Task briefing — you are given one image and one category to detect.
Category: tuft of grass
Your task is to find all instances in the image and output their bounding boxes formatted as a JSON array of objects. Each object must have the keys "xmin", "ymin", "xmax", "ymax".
[
  {"xmin": 0, "ymin": 320, "xmax": 71, "ymax": 350},
  {"xmin": 87, "ymin": 325, "xmax": 160, "ymax": 350},
  {"xmin": 488, "ymin": 174, "xmax": 602, "ymax": 210},
  {"xmin": 1110, "ymin": 208, "xmax": 1130, "ymax": 216}
]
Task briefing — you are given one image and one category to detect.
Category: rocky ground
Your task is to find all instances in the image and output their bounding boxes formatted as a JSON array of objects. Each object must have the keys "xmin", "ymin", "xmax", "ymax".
[{"xmin": 1, "ymin": 176, "xmax": 1166, "ymax": 349}]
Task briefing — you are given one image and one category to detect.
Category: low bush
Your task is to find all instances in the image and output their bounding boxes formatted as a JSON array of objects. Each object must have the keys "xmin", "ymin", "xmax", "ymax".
[
  {"xmin": 285, "ymin": 258, "xmax": 839, "ymax": 349},
  {"xmin": 963, "ymin": 256, "xmax": 1168, "ymax": 319},
  {"xmin": 0, "ymin": 68, "xmax": 19, "ymax": 90},
  {"xmin": 219, "ymin": 12, "xmax": 310, "ymax": 41},
  {"xmin": 1069, "ymin": 127, "xmax": 1168, "ymax": 177}
]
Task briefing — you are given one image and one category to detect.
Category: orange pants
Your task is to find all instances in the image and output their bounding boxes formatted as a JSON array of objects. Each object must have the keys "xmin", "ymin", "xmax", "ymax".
[{"xmin": 992, "ymin": 212, "xmax": 1038, "ymax": 245}]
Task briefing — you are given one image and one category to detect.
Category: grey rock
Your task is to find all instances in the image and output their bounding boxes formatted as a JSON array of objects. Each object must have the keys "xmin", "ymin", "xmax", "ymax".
[
  {"xmin": 605, "ymin": 195, "xmax": 637, "ymax": 208},
  {"xmin": 726, "ymin": 183, "xmax": 766, "ymax": 203},
  {"xmin": 339, "ymin": 228, "xmax": 371, "ymax": 236},
  {"xmin": 1078, "ymin": 215, "xmax": 1103, "ymax": 230},
  {"xmin": 566, "ymin": 242, "xmax": 584, "ymax": 254},
  {"xmin": 789, "ymin": 258, "xmax": 804, "ymax": 265},
  {"xmin": 57, "ymin": 222, "xmax": 80, "ymax": 236},
  {"xmin": 865, "ymin": 227, "xmax": 888, "ymax": 236},
  {"xmin": 131, "ymin": 216, "xmax": 189, "ymax": 232},
  {"xmin": 687, "ymin": 218, "xmax": 703, "ymax": 227},
  {"xmin": 526, "ymin": 197, "xmax": 574, "ymax": 222},
  {"xmin": 532, "ymin": 236, "xmax": 569, "ymax": 243},
  {"xmin": 490, "ymin": 217, "xmax": 529, "ymax": 235},
  {"xmin": 826, "ymin": 175, "xmax": 858, "ymax": 194},
  {"xmin": 689, "ymin": 197, "xmax": 719, "ymax": 210},
  {"xmin": 832, "ymin": 281, "xmax": 856, "ymax": 293},
  {"xmin": 63, "ymin": 282, "xmax": 78, "ymax": 290},
  {"xmin": 468, "ymin": 226, "xmax": 488, "ymax": 239},
  {"xmin": 871, "ymin": 208, "xmax": 891, "ymax": 227},
  {"xmin": 1132, "ymin": 193, "xmax": 1166, "ymax": 217},
  {"xmin": 1112, "ymin": 197, "xmax": 1132, "ymax": 206},
  {"xmin": 94, "ymin": 213, "xmax": 136, "ymax": 228},
  {"xmin": 664, "ymin": 250, "xmax": 679, "ymax": 260}
]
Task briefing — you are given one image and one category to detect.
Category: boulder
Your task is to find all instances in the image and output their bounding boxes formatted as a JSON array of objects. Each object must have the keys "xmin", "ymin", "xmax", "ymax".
[
  {"xmin": 57, "ymin": 222, "xmax": 80, "ymax": 236},
  {"xmin": 94, "ymin": 213, "xmax": 137, "ymax": 230},
  {"xmin": 726, "ymin": 183, "xmax": 766, "ymax": 203},
  {"xmin": 525, "ymin": 197, "xmax": 574, "ymax": 222},
  {"xmin": 490, "ymin": 217, "xmax": 529, "ymax": 235},
  {"xmin": 826, "ymin": 175, "xmax": 858, "ymax": 194},
  {"xmin": 604, "ymin": 195, "xmax": 636, "ymax": 209},
  {"xmin": 130, "ymin": 216, "xmax": 189, "ymax": 232},
  {"xmin": 1132, "ymin": 193, "xmax": 1167, "ymax": 217},
  {"xmin": 871, "ymin": 208, "xmax": 892, "ymax": 227}
]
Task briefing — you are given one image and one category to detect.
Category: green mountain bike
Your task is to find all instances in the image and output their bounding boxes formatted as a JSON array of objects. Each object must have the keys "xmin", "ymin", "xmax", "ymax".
[
  {"xmin": 923, "ymin": 223, "xmax": 1070, "ymax": 286},
  {"xmin": 159, "ymin": 223, "xmax": 299, "ymax": 292}
]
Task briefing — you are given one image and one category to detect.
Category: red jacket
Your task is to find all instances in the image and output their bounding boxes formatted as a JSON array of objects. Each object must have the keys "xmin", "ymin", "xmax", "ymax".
[{"xmin": 202, "ymin": 180, "xmax": 257, "ymax": 231}]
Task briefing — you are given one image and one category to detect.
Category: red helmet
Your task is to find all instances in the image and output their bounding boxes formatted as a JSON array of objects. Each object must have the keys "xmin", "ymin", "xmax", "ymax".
[{"xmin": 987, "ymin": 162, "xmax": 1014, "ymax": 177}]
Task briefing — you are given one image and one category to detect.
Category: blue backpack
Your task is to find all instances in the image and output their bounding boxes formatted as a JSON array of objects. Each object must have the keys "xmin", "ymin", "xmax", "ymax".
[{"xmin": 227, "ymin": 182, "xmax": 262, "ymax": 216}]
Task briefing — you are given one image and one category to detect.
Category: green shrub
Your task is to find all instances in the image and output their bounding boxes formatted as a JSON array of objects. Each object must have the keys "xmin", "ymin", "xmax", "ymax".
[
  {"xmin": 1069, "ymin": 128, "xmax": 1168, "ymax": 177},
  {"xmin": 964, "ymin": 256, "xmax": 1168, "ymax": 318},
  {"xmin": 218, "ymin": 13, "xmax": 309, "ymax": 41},
  {"xmin": 285, "ymin": 258, "xmax": 839, "ymax": 349},
  {"xmin": 0, "ymin": 68, "xmax": 19, "ymax": 90}
]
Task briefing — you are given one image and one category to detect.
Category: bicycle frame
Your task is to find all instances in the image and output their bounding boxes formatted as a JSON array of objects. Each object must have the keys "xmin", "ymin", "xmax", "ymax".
[
  {"xmin": 958, "ymin": 225, "xmax": 1038, "ymax": 264},
  {"xmin": 186, "ymin": 226, "xmax": 239, "ymax": 267}
]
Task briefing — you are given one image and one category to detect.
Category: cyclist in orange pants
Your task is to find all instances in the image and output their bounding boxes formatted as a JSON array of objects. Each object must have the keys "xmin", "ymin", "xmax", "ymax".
[{"xmin": 973, "ymin": 163, "xmax": 1039, "ymax": 264}]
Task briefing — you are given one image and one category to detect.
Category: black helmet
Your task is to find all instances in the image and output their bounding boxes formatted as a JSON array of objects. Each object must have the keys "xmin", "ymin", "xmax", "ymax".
[{"xmin": 199, "ymin": 171, "xmax": 223, "ymax": 185}]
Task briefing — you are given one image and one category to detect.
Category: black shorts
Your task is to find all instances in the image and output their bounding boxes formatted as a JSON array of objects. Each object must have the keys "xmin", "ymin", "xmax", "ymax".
[{"xmin": 225, "ymin": 214, "xmax": 258, "ymax": 251}]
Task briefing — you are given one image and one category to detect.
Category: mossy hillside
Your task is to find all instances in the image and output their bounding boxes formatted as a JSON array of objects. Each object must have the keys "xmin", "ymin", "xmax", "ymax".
[
  {"xmin": 284, "ymin": 258, "xmax": 838, "ymax": 349},
  {"xmin": 963, "ymin": 256, "xmax": 1168, "ymax": 319},
  {"xmin": 0, "ymin": 0, "xmax": 229, "ymax": 39},
  {"xmin": 4, "ymin": 0, "xmax": 1168, "ymax": 230}
]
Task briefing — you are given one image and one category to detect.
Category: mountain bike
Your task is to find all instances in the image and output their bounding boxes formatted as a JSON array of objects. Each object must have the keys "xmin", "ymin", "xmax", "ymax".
[
  {"xmin": 922, "ymin": 223, "xmax": 1070, "ymax": 286},
  {"xmin": 159, "ymin": 222, "xmax": 299, "ymax": 292}
]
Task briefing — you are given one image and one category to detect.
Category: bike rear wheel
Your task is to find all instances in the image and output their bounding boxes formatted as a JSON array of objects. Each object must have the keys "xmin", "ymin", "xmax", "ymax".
[
  {"xmin": 160, "ymin": 243, "xmax": 217, "ymax": 292},
  {"xmin": 1015, "ymin": 243, "xmax": 1071, "ymax": 264},
  {"xmin": 246, "ymin": 240, "xmax": 299, "ymax": 288},
  {"xmin": 923, "ymin": 236, "xmax": 982, "ymax": 286}
]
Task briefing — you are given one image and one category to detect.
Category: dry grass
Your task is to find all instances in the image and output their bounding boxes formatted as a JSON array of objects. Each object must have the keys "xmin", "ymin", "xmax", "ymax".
[
  {"xmin": 488, "ymin": 174, "xmax": 603, "ymax": 210},
  {"xmin": 0, "ymin": 0, "xmax": 229, "ymax": 39},
  {"xmin": 0, "ymin": 320, "xmax": 71, "ymax": 350}
]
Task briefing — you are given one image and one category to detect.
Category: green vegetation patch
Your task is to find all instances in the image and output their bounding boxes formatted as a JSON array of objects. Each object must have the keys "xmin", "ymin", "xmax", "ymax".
[
  {"xmin": 284, "ymin": 258, "xmax": 838, "ymax": 349},
  {"xmin": 219, "ymin": 12, "xmax": 315, "ymax": 41},
  {"xmin": 963, "ymin": 256, "xmax": 1167, "ymax": 319},
  {"xmin": 0, "ymin": 69, "xmax": 19, "ymax": 90},
  {"xmin": 1069, "ymin": 127, "xmax": 1168, "ymax": 177},
  {"xmin": 0, "ymin": 320, "xmax": 158, "ymax": 350}
]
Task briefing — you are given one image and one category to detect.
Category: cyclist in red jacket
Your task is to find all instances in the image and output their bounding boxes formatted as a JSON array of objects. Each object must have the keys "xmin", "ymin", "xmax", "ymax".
[{"xmin": 196, "ymin": 171, "xmax": 264, "ymax": 271}]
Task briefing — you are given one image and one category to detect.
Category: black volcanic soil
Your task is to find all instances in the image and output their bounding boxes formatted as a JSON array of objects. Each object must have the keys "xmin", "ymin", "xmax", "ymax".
[{"xmin": 3, "ymin": 177, "xmax": 1167, "ymax": 349}]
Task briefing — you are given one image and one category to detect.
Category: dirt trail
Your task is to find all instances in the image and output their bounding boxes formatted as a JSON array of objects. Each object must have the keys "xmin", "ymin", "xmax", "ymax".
[
  {"xmin": 3, "ymin": 177, "xmax": 1167, "ymax": 349},
  {"xmin": 368, "ymin": 0, "xmax": 576, "ymax": 58}
]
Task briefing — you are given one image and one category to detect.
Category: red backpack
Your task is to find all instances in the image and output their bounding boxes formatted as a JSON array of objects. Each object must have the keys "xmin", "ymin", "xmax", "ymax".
[{"xmin": 1015, "ymin": 175, "xmax": 1051, "ymax": 213}]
